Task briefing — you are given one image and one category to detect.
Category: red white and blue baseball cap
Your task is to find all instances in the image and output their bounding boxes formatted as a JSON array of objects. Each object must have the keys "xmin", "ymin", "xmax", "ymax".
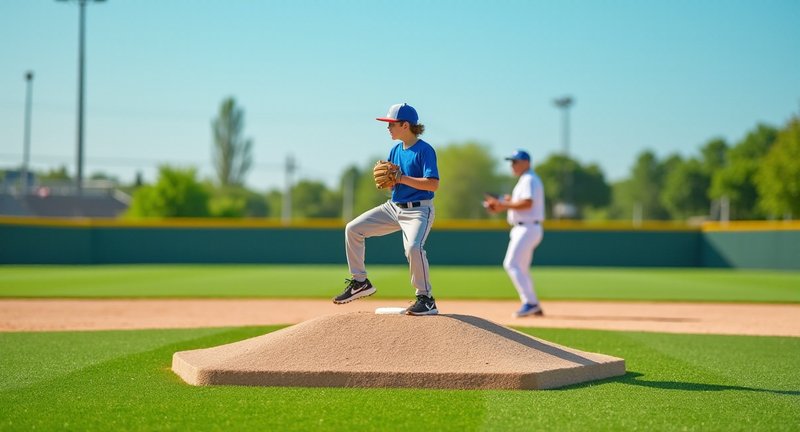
[
  {"xmin": 504, "ymin": 149, "xmax": 531, "ymax": 161},
  {"xmin": 376, "ymin": 103, "xmax": 419, "ymax": 125}
]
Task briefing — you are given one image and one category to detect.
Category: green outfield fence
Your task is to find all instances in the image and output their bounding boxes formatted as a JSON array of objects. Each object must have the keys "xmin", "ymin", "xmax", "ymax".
[{"xmin": 0, "ymin": 217, "xmax": 798, "ymax": 270}]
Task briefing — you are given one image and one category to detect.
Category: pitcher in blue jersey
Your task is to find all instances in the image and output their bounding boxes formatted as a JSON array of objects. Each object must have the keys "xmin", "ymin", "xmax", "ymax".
[{"xmin": 333, "ymin": 103, "xmax": 440, "ymax": 316}]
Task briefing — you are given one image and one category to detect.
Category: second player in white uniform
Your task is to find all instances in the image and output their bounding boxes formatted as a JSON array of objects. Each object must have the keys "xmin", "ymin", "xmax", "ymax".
[{"xmin": 483, "ymin": 149, "xmax": 546, "ymax": 317}]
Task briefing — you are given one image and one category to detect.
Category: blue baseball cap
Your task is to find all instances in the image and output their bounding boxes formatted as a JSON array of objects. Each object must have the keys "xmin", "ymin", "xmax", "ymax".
[
  {"xmin": 504, "ymin": 149, "xmax": 531, "ymax": 161},
  {"xmin": 376, "ymin": 103, "xmax": 418, "ymax": 125}
]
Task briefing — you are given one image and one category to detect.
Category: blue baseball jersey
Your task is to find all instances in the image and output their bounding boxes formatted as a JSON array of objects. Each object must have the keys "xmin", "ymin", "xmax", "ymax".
[{"xmin": 387, "ymin": 139, "xmax": 439, "ymax": 203}]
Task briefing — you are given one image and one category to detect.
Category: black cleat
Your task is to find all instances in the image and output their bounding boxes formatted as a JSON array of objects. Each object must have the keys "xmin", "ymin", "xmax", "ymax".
[
  {"xmin": 406, "ymin": 295, "xmax": 438, "ymax": 316},
  {"xmin": 333, "ymin": 278, "xmax": 376, "ymax": 304}
]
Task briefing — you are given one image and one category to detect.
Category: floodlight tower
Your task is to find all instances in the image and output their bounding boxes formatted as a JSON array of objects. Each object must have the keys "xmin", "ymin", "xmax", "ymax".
[
  {"xmin": 553, "ymin": 96, "xmax": 575, "ymax": 219},
  {"xmin": 283, "ymin": 154, "xmax": 296, "ymax": 225},
  {"xmin": 57, "ymin": 0, "xmax": 106, "ymax": 195},
  {"xmin": 21, "ymin": 71, "xmax": 34, "ymax": 195}
]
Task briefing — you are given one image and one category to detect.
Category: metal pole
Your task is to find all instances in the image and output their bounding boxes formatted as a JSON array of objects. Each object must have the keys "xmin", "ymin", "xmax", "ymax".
[
  {"xmin": 553, "ymin": 96, "xmax": 574, "ymax": 218},
  {"xmin": 720, "ymin": 195, "xmax": 730, "ymax": 223},
  {"xmin": 60, "ymin": 0, "xmax": 105, "ymax": 192},
  {"xmin": 282, "ymin": 154, "xmax": 295, "ymax": 225},
  {"xmin": 22, "ymin": 71, "xmax": 34, "ymax": 195},
  {"xmin": 75, "ymin": 0, "xmax": 87, "ymax": 195},
  {"xmin": 562, "ymin": 104, "xmax": 572, "ymax": 206},
  {"xmin": 562, "ymin": 103, "xmax": 570, "ymax": 158}
]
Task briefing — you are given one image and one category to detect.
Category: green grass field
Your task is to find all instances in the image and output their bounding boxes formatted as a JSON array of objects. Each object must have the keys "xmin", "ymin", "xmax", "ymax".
[
  {"xmin": 1, "ymin": 326, "xmax": 798, "ymax": 431},
  {"xmin": 2, "ymin": 265, "xmax": 799, "ymax": 430},
  {"xmin": 2, "ymin": 265, "xmax": 800, "ymax": 302}
]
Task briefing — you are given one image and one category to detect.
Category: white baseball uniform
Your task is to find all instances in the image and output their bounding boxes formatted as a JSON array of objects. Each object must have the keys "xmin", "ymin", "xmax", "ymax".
[{"xmin": 503, "ymin": 169, "xmax": 545, "ymax": 305}]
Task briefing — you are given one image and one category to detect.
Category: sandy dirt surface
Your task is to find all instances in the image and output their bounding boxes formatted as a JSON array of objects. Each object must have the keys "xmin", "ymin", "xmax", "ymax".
[
  {"xmin": 1, "ymin": 299, "xmax": 799, "ymax": 336},
  {"xmin": 172, "ymin": 312, "xmax": 626, "ymax": 390}
]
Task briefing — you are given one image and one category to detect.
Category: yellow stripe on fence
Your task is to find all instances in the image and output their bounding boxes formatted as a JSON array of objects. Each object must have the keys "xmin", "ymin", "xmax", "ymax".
[
  {"xmin": 701, "ymin": 220, "xmax": 800, "ymax": 232},
  {"xmin": 1, "ymin": 216, "xmax": 796, "ymax": 232}
]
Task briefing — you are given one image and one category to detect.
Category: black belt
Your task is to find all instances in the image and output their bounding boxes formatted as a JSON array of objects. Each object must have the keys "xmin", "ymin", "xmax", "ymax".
[
  {"xmin": 517, "ymin": 221, "xmax": 541, "ymax": 225},
  {"xmin": 396, "ymin": 201, "xmax": 421, "ymax": 209}
]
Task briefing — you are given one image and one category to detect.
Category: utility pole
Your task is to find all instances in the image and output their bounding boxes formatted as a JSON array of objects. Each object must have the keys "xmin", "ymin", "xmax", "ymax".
[
  {"xmin": 58, "ymin": 0, "xmax": 105, "ymax": 195},
  {"xmin": 21, "ymin": 71, "xmax": 34, "ymax": 195},
  {"xmin": 633, "ymin": 202, "xmax": 642, "ymax": 228},
  {"xmin": 553, "ymin": 95, "xmax": 575, "ymax": 219},
  {"xmin": 720, "ymin": 195, "xmax": 730, "ymax": 223},
  {"xmin": 282, "ymin": 154, "xmax": 296, "ymax": 225}
]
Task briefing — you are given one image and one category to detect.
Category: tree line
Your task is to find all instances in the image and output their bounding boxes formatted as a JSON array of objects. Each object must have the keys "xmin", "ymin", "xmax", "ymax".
[
  {"xmin": 12, "ymin": 97, "xmax": 798, "ymax": 221},
  {"xmin": 125, "ymin": 107, "xmax": 799, "ymax": 221}
]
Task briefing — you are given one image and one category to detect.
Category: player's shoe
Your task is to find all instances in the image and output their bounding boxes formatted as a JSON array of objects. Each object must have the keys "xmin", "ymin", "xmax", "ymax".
[
  {"xmin": 333, "ymin": 278, "xmax": 376, "ymax": 304},
  {"xmin": 513, "ymin": 303, "xmax": 544, "ymax": 318},
  {"xmin": 406, "ymin": 295, "xmax": 438, "ymax": 316}
]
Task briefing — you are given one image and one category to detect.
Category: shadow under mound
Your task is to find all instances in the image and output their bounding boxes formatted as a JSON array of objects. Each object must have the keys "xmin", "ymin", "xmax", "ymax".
[{"xmin": 172, "ymin": 312, "xmax": 625, "ymax": 390}]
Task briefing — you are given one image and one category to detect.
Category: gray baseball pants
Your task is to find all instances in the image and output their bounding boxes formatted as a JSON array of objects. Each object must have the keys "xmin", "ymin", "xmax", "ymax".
[{"xmin": 345, "ymin": 199, "xmax": 435, "ymax": 296}]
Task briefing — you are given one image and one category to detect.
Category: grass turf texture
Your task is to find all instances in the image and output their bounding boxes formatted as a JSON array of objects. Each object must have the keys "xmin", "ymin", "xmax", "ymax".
[
  {"xmin": 1, "ymin": 265, "xmax": 800, "ymax": 303},
  {"xmin": 1, "ymin": 327, "xmax": 798, "ymax": 431}
]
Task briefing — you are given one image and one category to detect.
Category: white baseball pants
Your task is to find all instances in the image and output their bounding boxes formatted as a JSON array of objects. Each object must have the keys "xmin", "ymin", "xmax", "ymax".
[
  {"xmin": 503, "ymin": 224, "xmax": 543, "ymax": 305},
  {"xmin": 345, "ymin": 200, "xmax": 435, "ymax": 296}
]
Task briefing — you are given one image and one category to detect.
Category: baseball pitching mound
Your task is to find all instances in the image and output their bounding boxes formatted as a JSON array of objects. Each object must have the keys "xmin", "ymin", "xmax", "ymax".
[{"xmin": 172, "ymin": 312, "xmax": 625, "ymax": 390}]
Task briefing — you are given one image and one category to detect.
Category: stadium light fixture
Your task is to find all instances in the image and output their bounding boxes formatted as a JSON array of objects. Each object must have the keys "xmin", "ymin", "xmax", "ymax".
[
  {"xmin": 57, "ymin": 0, "xmax": 106, "ymax": 195},
  {"xmin": 553, "ymin": 96, "xmax": 576, "ymax": 219}
]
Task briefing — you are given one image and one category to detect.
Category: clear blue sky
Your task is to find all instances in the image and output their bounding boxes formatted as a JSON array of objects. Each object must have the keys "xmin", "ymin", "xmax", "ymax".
[{"xmin": 1, "ymin": 0, "xmax": 798, "ymax": 191}]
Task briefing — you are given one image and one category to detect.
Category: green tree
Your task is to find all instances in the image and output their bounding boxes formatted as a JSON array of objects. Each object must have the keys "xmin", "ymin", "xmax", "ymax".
[
  {"xmin": 126, "ymin": 166, "xmax": 210, "ymax": 217},
  {"xmin": 534, "ymin": 155, "xmax": 573, "ymax": 214},
  {"xmin": 209, "ymin": 186, "xmax": 268, "ymax": 218},
  {"xmin": 572, "ymin": 162, "xmax": 610, "ymax": 210},
  {"xmin": 209, "ymin": 194, "xmax": 246, "ymax": 218},
  {"xmin": 435, "ymin": 142, "xmax": 501, "ymax": 219},
  {"xmin": 212, "ymin": 97, "xmax": 253, "ymax": 187},
  {"xmin": 627, "ymin": 150, "xmax": 670, "ymax": 220},
  {"xmin": 89, "ymin": 172, "xmax": 119, "ymax": 183},
  {"xmin": 657, "ymin": 138, "xmax": 727, "ymax": 221},
  {"xmin": 266, "ymin": 189, "xmax": 283, "ymax": 218},
  {"xmin": 607, "ymin": 179, "xmax": 635, "ymax": 220},
  {"xmin": 661, "ymin": 159, "xmax": 711, "ymax": 219},
  {"xmin": 699, "ymin": 137, "xmax": 728, "ymax": 173},
  {"xmin": 38, "ymin": 166, "xmax": 71, "ymax": 182},
  {"xmin": 755, "ymin": 116, "xmax": 800, "ymax": 217},
  {"xmin": 535, "ymin": 155, "xmax": 611, "ymax": 218},
  {"xmin": 292, "ymin": 180, "xmax": 341, "ymax": 218},
  {"xmin": 710, "ymin": 124, "xmax": 777, "ymax": 219}
]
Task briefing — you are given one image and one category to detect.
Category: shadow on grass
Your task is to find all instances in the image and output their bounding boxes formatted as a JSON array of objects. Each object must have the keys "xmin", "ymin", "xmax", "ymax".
[{"xmin": 560, "ymin": 371, "xmax": 800, "ymax": 396}]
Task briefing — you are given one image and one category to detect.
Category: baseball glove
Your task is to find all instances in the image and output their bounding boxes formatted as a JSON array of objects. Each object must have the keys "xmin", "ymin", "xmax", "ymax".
[{"xmin": 373, "ymin": 160, "xmax": 402, "ymax": 189}]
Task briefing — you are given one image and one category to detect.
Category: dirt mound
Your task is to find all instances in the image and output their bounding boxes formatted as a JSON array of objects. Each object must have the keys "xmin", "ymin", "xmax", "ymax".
[{"xmin": 172, "ymin": 312, "xmax": 625, "ymax": 390}]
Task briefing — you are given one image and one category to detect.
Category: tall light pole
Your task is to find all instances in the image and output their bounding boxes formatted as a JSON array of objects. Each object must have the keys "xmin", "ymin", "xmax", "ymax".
[
  {"xmin": 282, "ymin": 154, "xmax": 296, "ymax": 225},
  {"xmin": 21, "ymin": 71, "xmax": 34, "ymax": 195},
  {"xmin": 553, "ymin": 96, "xmax": 575, "ymax": 219},
  {"xmin": 58, "ymin": 0, "xmax": 105, "ymax": 195}
]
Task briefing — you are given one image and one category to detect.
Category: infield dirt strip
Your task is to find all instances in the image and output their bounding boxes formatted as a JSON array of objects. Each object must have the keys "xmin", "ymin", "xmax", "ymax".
[{"xmin": 1, "ymin": 299, "xmax": 799, "ymax": 336}]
